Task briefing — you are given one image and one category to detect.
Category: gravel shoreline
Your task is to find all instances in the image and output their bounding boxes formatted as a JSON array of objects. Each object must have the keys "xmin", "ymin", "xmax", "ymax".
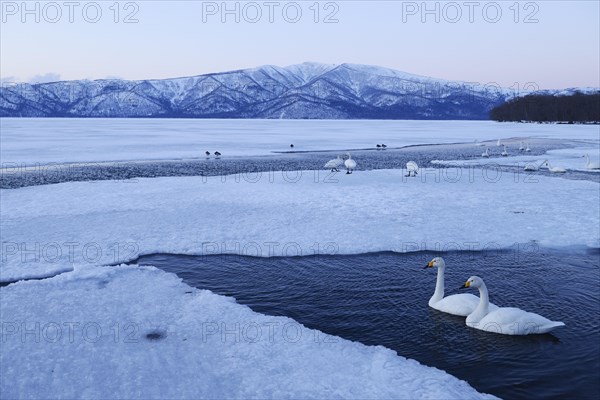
[{"xmin": 2, "ymin": 139, "xmax": 598, "ymax": 188}]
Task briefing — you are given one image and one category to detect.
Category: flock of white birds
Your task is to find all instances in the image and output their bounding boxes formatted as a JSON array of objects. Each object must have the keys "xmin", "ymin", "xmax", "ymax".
[
  {"xmin": 425, "ymin": 257, "xmax": 565, "ymax": 335},
  {"xmin": 480, "ymin": 140, "xmax": 600, "ymax": 173}
]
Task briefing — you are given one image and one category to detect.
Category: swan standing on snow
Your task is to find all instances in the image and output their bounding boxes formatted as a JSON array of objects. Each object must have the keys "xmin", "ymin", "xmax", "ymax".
[
  {"xmin": 424, "ymin": 258, "xmax": 498, "ymax": 317},
  {"xmin": 501, "ymin": 145, "xmax": 508, "ymax": 157},
  {"xmin": 482, "ymin": 148, "xmax": 490, "ymax": 158},
  {"xmin": 519, "ymin": 141, "xmax": 525, "ymax": 151},
  {"xmin": 344, "ymin": 153, "xmax": 357, "ymax": 174},
  {"xmin": 405, "ymin": 161, "xmax": 418, "ymax": 177},
  {"xmin": 461, "ymin": 276, "xmax": 565, "ymax": 335},
  {"xmin": 525, "ymin": 142, "xmax": 531, "ymax": 152},
  {"xmin": 324, "ymin": 155, "xmax": 344, "ymax": 172},
  {"xmin": 582, "ymin": 154, "xmax": 600, "ymax": 170},
  {"xmin": 543, "ymin": 160, "xmax": 566, "ymax": 173}
]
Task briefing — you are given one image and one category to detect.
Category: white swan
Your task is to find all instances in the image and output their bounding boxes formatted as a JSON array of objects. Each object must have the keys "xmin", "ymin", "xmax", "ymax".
[
  {"xmin": 482, "ymin": 148, "xmax": 490, "ymax": 158},
  {"xmin": 461, "ymin": 276, "xmax": 565, "ymax": 335},
  {"xmin": 543, "ymin": 160, "xmax": 566, "ymax": 173},
  {"xmin": 344, "ymin": 153, "xmax": 357, "ymax": 174},
  {"xmin": 406, "ymin": 161, "xmax": 418, "ymax": 177},
  {"xmin": 525, "ymin": 142, "xmax": 531, "ymax": 152},
  {"xmin": 501, "ymin": 145, "xmax": 508, "ymax": 157},
  {"xmin": 324, "ymin": 155, "xmax": 343, "ymax": 172},
  {"xmin": 424, "ymin": 258, "xmax": 498, "ymax": 317},
  {"xmin": 496, "ymin": 139, "xmax": 502, "ymax": 147},
  {"xmin": 582, "ymin": 154, "xmax": 600, "ymax": 170},
  {"xmin": 519, "ymin": 141, "xmax": 525, "ymax": 151}
]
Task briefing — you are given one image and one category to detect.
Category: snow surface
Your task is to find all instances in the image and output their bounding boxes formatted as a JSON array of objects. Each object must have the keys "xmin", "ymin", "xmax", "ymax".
[
  {"xmin": 0, "ymin": 263, "xmax": 496, "ymax": 399},
  {"xmin": 2, "ymin": 168, "xmax": 598, "ymax": 283},
  {"xmin": 1, "ymin": 119, "xmax": 599, "ymax": 165}
]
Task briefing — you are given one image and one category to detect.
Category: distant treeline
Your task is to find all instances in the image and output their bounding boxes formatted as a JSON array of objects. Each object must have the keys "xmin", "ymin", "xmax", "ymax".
[{"xmin": 490, "ymin": 92, "xmax": 600, "ymax": 123}]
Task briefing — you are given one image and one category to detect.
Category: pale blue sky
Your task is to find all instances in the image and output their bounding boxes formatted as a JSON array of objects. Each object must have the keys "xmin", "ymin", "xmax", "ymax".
[{"xmin": 1, "ymin": 1, "xmax": 598, "ymax": 89}]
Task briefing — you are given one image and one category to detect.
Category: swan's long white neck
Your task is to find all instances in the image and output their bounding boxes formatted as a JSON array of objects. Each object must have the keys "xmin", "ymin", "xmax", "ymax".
[
  {"xmin": 429, "ymin": 266, "xmax": 445, "ymax": 305},
  {"xmin": 467, "ymin": 282, "xmax": 490, "ymax": 323}
]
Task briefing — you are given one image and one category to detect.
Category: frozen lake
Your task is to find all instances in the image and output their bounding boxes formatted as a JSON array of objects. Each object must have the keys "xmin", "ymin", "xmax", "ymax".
[{"xmin": 1, "ymin": 118, "xmax": 599, "ymax": 165}]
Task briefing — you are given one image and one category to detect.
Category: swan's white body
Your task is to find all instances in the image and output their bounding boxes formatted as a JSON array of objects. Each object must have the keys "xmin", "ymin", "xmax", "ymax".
[
  {"xmin": 462, "ymin": 276, "xmax": 565, "ymax": 335},
  {"xmin": 525, "ymin": 142, "xmax": 531, "ymax": 152},
  {"xmin": 425, "ymin": 258, "xmax": 498, "ymax": 317},
  {"xmin": 583, "ymin": 154, "xmax": 600, "ymax": 170},
  {"xmin": 543, "ymin": 160, "xmax": 566, "ymax": 173},
  {"xmin": 344, "ymin": 153, "xmax": 357, "ymax": 174},
  {"xmin": 519, "ymin": 141, "xmax": 525, "ymax": 151},
  {"xmin": 482, "ymin": 148, "xmax": 490, "ymax": 158},
  {"xmin": 324, "ymin": 156, "xmax": 344, "ymax": 171},
  {"xmin": 406, "ymin": 161, "xmax": 418, "ymax": 177},
  {"xmin": 497, "ymin": 139, "xmax": 502, "ymax": 147},
  {"xmin": 501, "ymin": 145, "xmax": 508, "ymax": 157}
]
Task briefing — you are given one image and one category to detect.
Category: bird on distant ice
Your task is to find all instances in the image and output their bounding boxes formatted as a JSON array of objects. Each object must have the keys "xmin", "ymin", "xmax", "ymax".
[
  {"xmin": 501, "ymin": 145, "xmax": 508, "ymax": 157},
  {"xmin": 582, "ymin": 154, "xmax": 600, "ymax": 170},
  {"xmin": 497, "ymin": 139, "xmax": 502, "ymax": 147},
  {"xmin": 482, "ymin": 148, "xmax": 490, "ymax": 158},
  {"xmin": 525, "ymin": 142, "xmax": 531, "ymax": 152},
  {"xmin": 205, "ymin": 151, "xmax": 211, "ymax": 158},
  {"xmin": 214, "ymin": 151, "xmax": 222, "ymax": 158},
  {"xmin": 344, "ymin": 153, "xmax": 357, "ymax": 174},
  {"xmin": 381, "ymin": 144, "xmax": 387, "ymax": 149},
  {"xmin": 519, "ymin": 141, "xmax": 525, "ymax": 151}
]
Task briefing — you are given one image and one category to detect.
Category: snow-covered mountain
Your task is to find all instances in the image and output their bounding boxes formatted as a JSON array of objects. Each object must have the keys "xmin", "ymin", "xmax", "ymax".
[{"xmin": 1, "ymin": 62, "xmax": 518, "ymax": 119}]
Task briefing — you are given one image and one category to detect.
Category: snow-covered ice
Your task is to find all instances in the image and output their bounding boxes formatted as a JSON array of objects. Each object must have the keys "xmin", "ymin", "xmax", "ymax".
[
  {"xmin": 2, "ymin": 168, "xmax": 598, "ymax": 283},
  {"xmin": 0, "ymin": 263, "xmax": 497, "ymax": 399},
  {"xmin": 2, "ymin": 119, "xmax": 599, "ymax": 399},
  {"xmin": 432, "ymin": 146, "xmax": 600, "ymax": 172}
]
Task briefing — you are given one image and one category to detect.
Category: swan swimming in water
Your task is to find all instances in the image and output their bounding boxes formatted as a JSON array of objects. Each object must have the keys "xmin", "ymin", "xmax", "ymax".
[
  {"xmin": 344, "ymin": 153, "xmax": 357, "ymax": 174},
  {"xmin": 525, "ymin": 142, "xmax": 531, "ymax": 152},
  {"xmin": 405, "ymin": 161, "xmax": 418, "ymax": 177},
  {"xmin": 501, "ymin": 145, "xmax": 508, "ymax": 157},
  {"xmin": 324, "ymin": 155, "xmax": 343, "ymax": 172},
  {"xmin": 482, "ymin": 148, "xmax": 490, "ymax": 158},
  {"xmin": 424, "ymin": 258, "xmax": 498, "ymax": 317},
  {"xmin": 543, "ymin": 160, "xmax": 566, "ymax": 173},
  {"xmin": 461, "ymin": 276, "xmax": 565, "ymax": 335},
  {"xmin": 519, "ymin": 141, "xmax": 525, "ymax": 151},
  {"xmin": 582, "ymin": 154, "xmax": 600, "ymax": 170}
]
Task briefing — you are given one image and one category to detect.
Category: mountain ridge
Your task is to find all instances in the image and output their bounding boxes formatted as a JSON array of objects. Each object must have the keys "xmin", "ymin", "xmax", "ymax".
[{"xmin": 2, "ymin": 62, "xmax": 593, "ymax": 119}]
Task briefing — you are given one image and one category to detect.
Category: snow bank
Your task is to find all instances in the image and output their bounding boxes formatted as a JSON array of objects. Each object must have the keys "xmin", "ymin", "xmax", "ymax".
[
  {"xmin": 0, "ymin": 263, "xmax": 496, "ymax": 399},
  {"xmin": 2, "ymin": 168, "xmax": 598, "ymax": 282}
]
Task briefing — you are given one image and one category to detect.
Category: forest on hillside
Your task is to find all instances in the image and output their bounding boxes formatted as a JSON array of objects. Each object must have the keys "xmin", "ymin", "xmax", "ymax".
[{"xmin": 490, "ymin": 92, "xmax": 600, "ymax": 123}]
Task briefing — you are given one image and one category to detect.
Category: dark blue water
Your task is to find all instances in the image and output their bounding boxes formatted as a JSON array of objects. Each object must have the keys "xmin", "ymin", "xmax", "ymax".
[{"xmin": 134, "ymin": 249, "xmax": 600, "ymax": 399}]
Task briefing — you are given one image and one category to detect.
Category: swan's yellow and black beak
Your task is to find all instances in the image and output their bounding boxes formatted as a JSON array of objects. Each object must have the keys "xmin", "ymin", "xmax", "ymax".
[
  {"xmin": 423, "ymin": 261, "xmax": 434, "ymax": 270},
  {"xmin": 460, "ymin": 281, "xmax": 471, "ymax": 290}
]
